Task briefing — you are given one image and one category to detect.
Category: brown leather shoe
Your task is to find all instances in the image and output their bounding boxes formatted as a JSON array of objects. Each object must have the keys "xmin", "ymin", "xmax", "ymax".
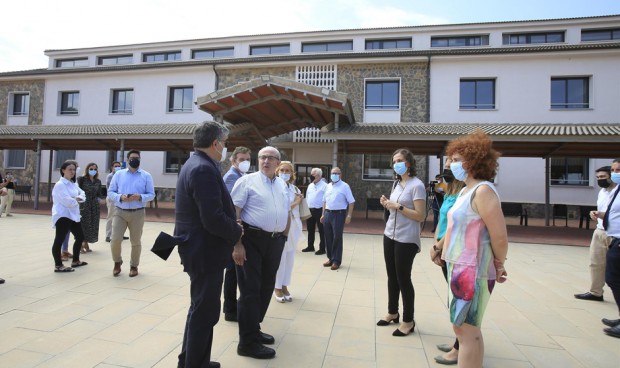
[
  {"xmin": 113, "ymin": 261, "xmax": 122, "ymax": 277},
  {"xmin": 330, "ymin": 263, "xmax": 340, "ymax": 270},
  {"xmin": 323, "ymin": 260, "xmax": 332, "ymax": 267},
  {"xmin": 129, "ymin": 266, "xmax": 139, "ymax": 277}
]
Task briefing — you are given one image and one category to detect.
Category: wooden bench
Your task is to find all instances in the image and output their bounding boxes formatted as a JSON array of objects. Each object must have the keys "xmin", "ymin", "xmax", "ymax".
[
  {"xmin": 501, "ymin": 202, "xmax": 528, "ymax": 226},
  {"xmin": 365, "ymin": 198, "xmax": 383, "ymax": 219},
  {"xmin": 14, "ymin": 185, "xmax": 32, "ymax": 201}
]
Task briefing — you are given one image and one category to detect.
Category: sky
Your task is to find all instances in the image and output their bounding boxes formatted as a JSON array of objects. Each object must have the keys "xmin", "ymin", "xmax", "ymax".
[{"xmin": 1, "ymin": 0, "xmax": 619, "ymax": 73}]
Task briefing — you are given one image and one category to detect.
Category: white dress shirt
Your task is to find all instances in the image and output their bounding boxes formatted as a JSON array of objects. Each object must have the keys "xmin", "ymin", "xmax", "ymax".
[
  {"xmin": 596, "ymin": 186, "xmax": 616, "ymax": 230},
  {"xmin": 51, "ymin": 177, "xmax": 86, "ymax": 227},
  {"xmin": 231, "ymin": 171, "xmax": 291, "ymax": 232},
  {"xmin": 606, "ymin": 186, "xmax": 620, "ymax": 238},
  {"xmin": 324, "ymin": 180, "xmax": 355, "ymax": 210},
  {"xmin": 306, "ymin": 180, "xmax": 327, "ymax": 209}
]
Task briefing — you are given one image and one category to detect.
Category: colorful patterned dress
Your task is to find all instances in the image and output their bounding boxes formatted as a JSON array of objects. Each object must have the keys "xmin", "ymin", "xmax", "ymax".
[{"xmin": 442, "ymin": 181, "xmax": 498, "ymax": 327}]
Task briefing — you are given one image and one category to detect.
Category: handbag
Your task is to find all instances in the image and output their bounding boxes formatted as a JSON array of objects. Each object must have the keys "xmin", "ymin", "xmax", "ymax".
[
  {"xmin": 298, "ymin": 197, "xmax": 312, "ymax": 220},
  {"xmin": 383, "ymin": 180, "xmax": 399, "ymax": 222}
]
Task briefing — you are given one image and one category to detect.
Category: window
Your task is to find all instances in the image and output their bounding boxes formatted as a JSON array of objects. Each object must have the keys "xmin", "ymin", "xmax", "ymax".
[
  {"xmin": 502, "ymin": 32, "xmax": 564, "ymax": 45},
  {"xmin": 168, "ymin": 87, "xmax": 193, "ymax": 112},
  {"xmin": 165, "ymin": 151, "xmax": 190, "ymax": 173},
  {"xmin": 365, "ymin": 38, "xmax": 411, "ymax": 50},
  {"xmin": 143, "ymin": 51, "xmax": 181, "ymax": 62},
  {"xmin": 55, "ymin": 58, "xmax": 89, "ymax": 68},
  {"xmin": 9, "ymin": 93, "xmax": 29, "ymax": 116},
  {"xmin": 111, "ymin": 89, "xmax": 133, "ymax": 114},
  {"xmin": 550, "ymin": 158, "xmax": 589, "ymax": 186},
  {"xmin": 192, "ymin": 48, "xmax": 234, "ymax": 59},
  {"xmin": 431, "ymin": 35, "xmax": 489, "ymax": 47},
  {"xmin": 302, "ymin": 41, "xmax": 353, "ymax": 53},
  {"xmin": 582, "ymin": 28, "xmax": 620, "ymax": 41},
  {"xmin": 6, "ymin": 150, "xmax": 26, "ymax": 169},
  {"xmin": 551, "ymin": 77, "xmax": 589, "ymax": 109},
  {"xmin": 249, "ymin": 44, "xmax": 290, "ymax": 55},
  {"xmin": 98, "ymin": 55, "xmax": 133, "ymax": 65},
  {"xmin": 60, "ymin": 91, "xmax": 80, "ymax": 115},
  {"xmin": 363, "ymin": 154, "xmax": 393, "ymax": 180},
  {"xmin": 460, "ymin": 79, "xmax": 495, "ymax": 109},
  {"xmin": 365, "ymin": 81, "xmax": 400, "ymax": 110},
  {"xmin": 54, "ymin": 150, "xmax": 76, "ymax": 169}
]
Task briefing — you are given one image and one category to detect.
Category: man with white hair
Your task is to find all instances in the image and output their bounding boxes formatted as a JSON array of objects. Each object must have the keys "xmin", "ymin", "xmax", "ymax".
[
  {"xmin": 303, "ymin": 167, "xmax": 327, "ymax": 255},
  {"xmin": 231, "ymin": 146, "xmax": 291, "ymax": 359}
]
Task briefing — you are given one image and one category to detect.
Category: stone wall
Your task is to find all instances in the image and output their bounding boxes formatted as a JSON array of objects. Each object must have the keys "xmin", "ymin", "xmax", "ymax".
[{"xmin": 0, "ymin": 80, "xmax": 45, "ymax": 126}]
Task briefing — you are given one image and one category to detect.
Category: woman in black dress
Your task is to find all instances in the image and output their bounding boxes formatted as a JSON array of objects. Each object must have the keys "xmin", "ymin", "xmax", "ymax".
[{"xmin": 78, "ymin": 163, "xmax": 102, "ymax": 253}]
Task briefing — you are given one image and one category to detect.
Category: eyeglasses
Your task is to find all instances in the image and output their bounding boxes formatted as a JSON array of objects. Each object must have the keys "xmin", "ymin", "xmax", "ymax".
[{"xmin": 258, "ymin": 155, "xmax": 279, "ymax": 162}]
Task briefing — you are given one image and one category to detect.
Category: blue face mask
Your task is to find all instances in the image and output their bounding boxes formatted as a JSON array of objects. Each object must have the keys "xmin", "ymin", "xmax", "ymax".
[
  {"xmin": 393, "ymin": 162, "xmax": 407, "ymax": 176},
  {"xmin": 331, "ymin": 174, "xmax": 340, "ymax": 183},
  {"xmin": 88, "ymin": 170, "xmax": 97, "ymax": 177},
  {"xmin": 279, "ymin": 173, "xmax": 291, "ymax": 182},
  {"xmin": 113, "ymin": 166, "xmax": 121, "ymax": 172},
  {"xmin": 611, "ymin": 172, "xmax": 620, "ymax": 184},
  {"xmin": 450, "ymin": 161, "xmax": 468, "ymax": 182}
]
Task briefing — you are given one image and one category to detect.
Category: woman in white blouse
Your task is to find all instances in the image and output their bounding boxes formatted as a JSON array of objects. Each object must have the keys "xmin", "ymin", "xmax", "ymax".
[{"xmin": 51, "ymin": 160, "xmax": 88, "ymax": 272}]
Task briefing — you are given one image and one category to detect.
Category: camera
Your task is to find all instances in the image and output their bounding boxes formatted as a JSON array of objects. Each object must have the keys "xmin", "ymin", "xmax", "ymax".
[{"xmin": 429, "ymin": 180, "xmax": 437, "ymax": 187}]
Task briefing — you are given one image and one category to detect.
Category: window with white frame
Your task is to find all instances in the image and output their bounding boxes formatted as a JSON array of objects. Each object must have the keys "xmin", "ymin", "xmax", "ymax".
[
  {"xmin": 192, "ymin": 48, "xmax": 234, "ymax": 59},
  {"xmin": 550, "ymin": 157, "xmax": 589, "ymax": 186},
  {"xmin": 503, "ymin": 32, "xmax": 564, "ymax": 45},
  {"xmin": 168, "ymin": 86, "xmax": 193, "ymax": 113},
  {"xmin": 59, "ymin": 91, "xmax": 80, "ymax": 115},
  {"xmin": 551, "ymin": 77, "xmax": 589, "ymax": 109},
  {"xmin": 9, "ymin": 92, "xmax": 29, "ymax": 116},
  {"xmin": 6, "ymin": 150, "xmax": 26, "ymax": 169},
  {"xmin": 98, "ymin": 55, "xmax": 133, "ymax": 65},
  {"xmin": 249, "ymin": 44, "xmax": 290, "ymax": 55},
  {"xmin": 363, "ymin": 154, "xmax": 393, "ymax": 180},
  {"xmin": 56, "ymin": 58, "xmax": 89, "ymax": 68},
  {"xmin": 301, "ymin": 41, "xmax": 353, "ymax": 53},
  {"xmin": 54, "ymin": 150, "xmax": 76, "ymax": 169},
  {"xmin": 111, "ymin": 89, "xmax": 134, "ymax": 114},
  {"xmin": 365, "ymin": 38, "xmax": 411, "ymax": 50},
  {"xmin": 365, "ymin": 81, "xmax": 400, "ymax": 110},
  {"xmin": 431, "ymin": 35, "xmax": 489, "ymax": 47},
  {"xmin": 143, "ymin": 51, "xmax": 181, "ymax": 62},
  {"xmin": 581, "ymin": 28, "xmax": 620, "ymax": 41},
  {"xmin": 165, "ymin": 151, "xmax": 189, "ymax": 173},
  {"xmin": 459, "ymin": 79, "xmax": 495, "ymax": 109}
]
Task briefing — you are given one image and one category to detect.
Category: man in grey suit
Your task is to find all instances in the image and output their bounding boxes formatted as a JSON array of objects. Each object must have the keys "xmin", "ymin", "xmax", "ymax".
[{"xmin": 175, "ymin": 122, "xmax": 244, "ymax": 368}]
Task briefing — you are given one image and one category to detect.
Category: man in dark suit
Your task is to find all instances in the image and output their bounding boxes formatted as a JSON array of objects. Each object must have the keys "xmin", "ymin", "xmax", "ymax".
[{"xmin": 175, "ymin": 121, "xmax": 244, "ymax": 368}]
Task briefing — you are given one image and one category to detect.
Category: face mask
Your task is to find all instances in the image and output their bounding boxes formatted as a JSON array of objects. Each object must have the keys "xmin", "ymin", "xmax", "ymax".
[
  {"xmin": 331, "ymin": 174, "xmax": 340, "ymax": 183},
  {"xmin": 442, "ymin": 169, "xmax": 455, "ymax": 183},
  {"xmin": 450, "ymin": 161, "xmax": 468, "ymax": 182},
  {"xmin": 113, "ymin": 167, "xmax": 121, "ymax": 172},
  {"xmin": 89, "ymin": 170, "xmax": 97, "ymax": 177},
  {"xmin": 597, "ymin": 178, "xmax": 611, "ymax": 188},
  {"xmin": 128, "ymin": 159, "xmax": 140, "ymax": 169},
  {"xmin": 310, "ymin": 175, "xmax": 316, "ymax": 182},
  {"xmin": 279, "ymin": 173, "xmax": 291, "ymax": 182},
  {"xmin": 238, "ymin": 160, "xmax": 251, "ymax": 173},
  {"xmin": 393, "ymin": 162, "xmax": 407, "ymax": 176},
  {"xmin": 216, "ymin": 141, "xmax": 227, "ymax": 162},
  {"xmin": 611, "ymin": 172, "xmax": 620, "ymax": 184}
]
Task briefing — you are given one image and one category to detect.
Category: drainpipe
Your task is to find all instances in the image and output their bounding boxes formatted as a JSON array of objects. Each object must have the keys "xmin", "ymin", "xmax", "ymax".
[
  {"xmin": 332, "ymin": 113, "xmax": 339, "ymax": 168},
  {"xmin": 34, "ymin": 140, "xmax": 41, "ymax": 210},
  {"xmin": 47, "ymin": 149, "xmax": 53, "ymax": 202},
  {"xmin": 213, "ymin": 64, "xmax": 219, "ymax": 91},
  {"xmin": 426, "ymin": 55, "xmax": 432, "ymax": 183}
]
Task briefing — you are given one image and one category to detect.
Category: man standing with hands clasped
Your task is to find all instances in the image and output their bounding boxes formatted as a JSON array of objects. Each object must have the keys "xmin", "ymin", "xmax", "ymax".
[
  {"xmin": 321, "ymin": 167, "xmax": 355, "ymax": 271},
  {"xmin": 175, "ymin": 122, "xmax": 244, "ymax": 368},
  {"xmin": 303, "ymin": 167, "xmax": 327, "ymax": 255},
  {"xmin": 231, "ymin": 146, "xmax": 291, "ymax": 359}
]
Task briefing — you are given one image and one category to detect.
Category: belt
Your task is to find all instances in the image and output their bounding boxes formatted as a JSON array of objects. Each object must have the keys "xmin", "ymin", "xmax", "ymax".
[
  {"xmin": 242, "ymin": 222, "xmax": 284, "ymax": 238},
  {"xmin": 325, "ymin": 209, "xmax": 347, "ymax": 213},
  {"xmin": 116, "ymin": 207, "xmax": 144, "ymax": 212}
]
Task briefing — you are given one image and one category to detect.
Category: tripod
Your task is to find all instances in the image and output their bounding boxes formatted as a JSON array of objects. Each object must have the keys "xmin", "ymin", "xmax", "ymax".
[{"xmin": 422, "ymin": 187, "xmax": 441, "ymax": 231}]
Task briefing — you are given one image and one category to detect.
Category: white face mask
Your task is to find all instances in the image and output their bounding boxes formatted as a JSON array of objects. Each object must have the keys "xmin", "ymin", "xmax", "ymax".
[
  {"xmin": 238, "ymin": 160, "xmax": 251, "ymax": 173},
  {"xmin": 279, "ymin": 173, "xmax": 291, "ymax": 182},
  {"xmin": 216, "ymin": 140, "xmax": 227, "ymax": 162}
]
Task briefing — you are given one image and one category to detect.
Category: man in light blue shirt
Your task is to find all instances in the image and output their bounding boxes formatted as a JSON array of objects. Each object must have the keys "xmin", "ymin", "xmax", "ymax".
[
  {"xmin": 320, "ymin": 167, "xmax": 355, "ymax": 270},
  {"xmin": 303, "ymin": 168, "xmax": 327, "ymax": 254},
  {"xmin": 107, "ymin": 149, "xmax": 155, "ymax": 277}
]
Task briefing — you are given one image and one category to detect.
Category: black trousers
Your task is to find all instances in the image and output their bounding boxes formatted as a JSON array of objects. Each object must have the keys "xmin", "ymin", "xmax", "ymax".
[
  {"xmin": 306, "ymin": 208, "xmax": 325, "ymax": 251},
  {"xmin": 52, "ymin": 217, "xmax": 84, "ymax": 266},
  {"xmin": 223, "ymin": 260, "xmax": 237, "ymax": 315},
  {"xmin": 178, "ymin": 269, "xmax": 224, "ymax": 368},
  {"xmin": 383, "ymin": 236, "xmax": 418, "ymax": 322},
  {"xmin": 605, "ymin": 238, "xmax": 620, "ymax": 314},
  {"xmin": 236, "ymin": 234, "xmax": 285, "ymax": 346}
]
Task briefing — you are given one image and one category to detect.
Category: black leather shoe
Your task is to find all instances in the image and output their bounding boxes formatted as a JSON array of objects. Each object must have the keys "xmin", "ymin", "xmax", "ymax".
[
  {"xmin": 574, "ymin": 292, "xmax": 603, "ymax": 301},
  {"xmin": 604, "ymin": 325, "xmax": 620, "ymax": 338},
  {"xmin": 208, "ymin": 362, "xmax": 220, "ymax": 368},
  {"xmin": 224, "ymin": 312, "xmax": 238, "ymax": 322},
  {"xmin": 0, "ymin": 278, "xmax": 5, "ymax": 284},
  {"xmin": 315, "ymin": 249, "xmax": 326, "ymax": 255},
  {"xmin": 301, "ymin": 247, "xmax": 315, "ymax": 252},
  {"xmin": 237, "ymin": 343, "xmax": 276, "ymax": 359},
  {"xmin": 602, "ymin": 318, "xmax": 620, "ymax": 327},
  {"xmin": 259, "ymin": 331, "xmax": 275, "ymax": 345},
  {"xmin": 105, "ymin": 237, "xmax": 111, "ymax": 242}
]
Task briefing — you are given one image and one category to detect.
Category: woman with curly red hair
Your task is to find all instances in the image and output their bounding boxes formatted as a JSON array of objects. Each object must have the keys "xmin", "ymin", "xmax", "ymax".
[{"xmin": 435, "ymin": 130, "xmax": 508, "ymax": 367}]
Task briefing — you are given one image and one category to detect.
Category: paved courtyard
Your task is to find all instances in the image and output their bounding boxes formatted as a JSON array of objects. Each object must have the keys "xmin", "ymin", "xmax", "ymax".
[{"xmin": 0, "ymin": 213, "xmax": 619, "ymax": 367}]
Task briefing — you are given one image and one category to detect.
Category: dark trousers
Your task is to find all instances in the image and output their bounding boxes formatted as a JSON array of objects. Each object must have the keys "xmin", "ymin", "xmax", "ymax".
[
  {"xmin": 383, "ymin": 236, "xmax": 418, "ymax": 322},
  {"xmin": 236, "ymin": 234, "xmax": 285, "ymax": 346},
  {"xmin": 52, "ymin": 217, "xmax": 84, "ymax": 266},
  {"xmin": 178, "ymin": 270, "xmax": 224, "ymax": 368},
  {"xmin": 223, "ymin": 260, "xmax": 237, "ymax": 315},
  {"xmin": 306, "ymin": 208, "xmax": 325, "ymax": 251},
  {"xmin": 605, "ymin": 238, "xmax": 620, "ymax": 314},
  {"xmin": 324, "ymin": 210, "xmax": 346, "ymax": 265}
]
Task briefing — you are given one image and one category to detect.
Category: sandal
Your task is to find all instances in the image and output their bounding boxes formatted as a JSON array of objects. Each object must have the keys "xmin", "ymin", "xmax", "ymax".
[
  {"xmin": 54, "ymin": 265, "xmax": 74, "ymax": 273},
  {"xmin": 71, "ymin": 261, "xmax": 88, "ymax": 267}
]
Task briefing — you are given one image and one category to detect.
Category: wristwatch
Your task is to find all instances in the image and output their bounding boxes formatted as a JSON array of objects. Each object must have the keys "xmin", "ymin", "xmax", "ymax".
[{"xmin": 398, "ymin": 205, "xmax": 404, "ymax": 211}]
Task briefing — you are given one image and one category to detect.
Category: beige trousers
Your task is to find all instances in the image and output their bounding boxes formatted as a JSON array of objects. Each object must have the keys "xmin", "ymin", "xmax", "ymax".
[
  {"xmin": 105, "ymin": 197, "xmax": 116, "ymax": 238},
  {"xmin": 589, "ymin": 228, "xmax": 611, "ymax": 297},
  {"xmin": 110, "ymin": 208, "xmax": 145, "ymax": 267},
  {"xmin": 0, "ymin": 188, "xmax": 15, "ymax": 215}
]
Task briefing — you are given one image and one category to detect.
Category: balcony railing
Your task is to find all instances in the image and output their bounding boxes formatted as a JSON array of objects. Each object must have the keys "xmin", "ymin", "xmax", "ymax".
[{"xmin": 293, "ymin": 127, "xmax": 334, "ymax": 143}]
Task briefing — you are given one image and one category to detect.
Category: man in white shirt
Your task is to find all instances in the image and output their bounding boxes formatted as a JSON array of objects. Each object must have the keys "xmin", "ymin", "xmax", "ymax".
[
  {"xmin": 303, "ymin": 168, "xmax": 327, "ymax": 255},
  {"xmin": 231, "ymin": 146, "xmax": 291, "ymax": 359},
  {"xmin": 575, "ymin": 166, "xmax": 616, "ymax": 302},
  {"xmin": 320, "ymin": 167, "xmax": 355, "ymax": 270}
]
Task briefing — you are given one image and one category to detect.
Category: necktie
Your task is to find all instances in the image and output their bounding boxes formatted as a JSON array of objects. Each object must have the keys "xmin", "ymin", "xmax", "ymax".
[{"xmin": 603, "ymin": 186, "xmax": 620, "ymax": 231}]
